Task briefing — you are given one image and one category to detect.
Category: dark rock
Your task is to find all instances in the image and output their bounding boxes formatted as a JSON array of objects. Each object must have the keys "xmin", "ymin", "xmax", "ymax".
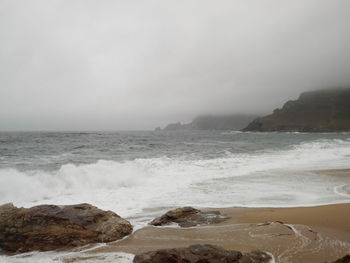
[
  {"xmin": 0, "ymin": 203, "xmax": 133, "ymax": 253},
  {"xmin": 240, "ymin": 250, "xmax": 273, "ymax": 263},
  {"xmin": 133, "ymin": 244, "xmax": 272, "ymax": 263},
  {"xmin": 149, "ymin": 207, "xmax": 229, "ymax": 227},
  {"xmin": 329, "ymin": 255, "xmax": 350, "ymax": 263},
  {"xmin": 243, "ymin": 87, "xmax": 350, "ymax": 132}
]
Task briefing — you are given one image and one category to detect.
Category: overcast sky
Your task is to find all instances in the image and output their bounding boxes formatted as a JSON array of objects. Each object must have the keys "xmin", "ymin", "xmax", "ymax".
[{"xmin": 1, "ymin": 0, "xmax": 350, "ymax": 130}]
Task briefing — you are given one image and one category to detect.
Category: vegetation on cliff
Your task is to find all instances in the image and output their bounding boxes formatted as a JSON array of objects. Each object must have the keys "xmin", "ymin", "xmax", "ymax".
[{"xmin": 243, "ymin": 88, "xmax": 350, "ymax": 132}]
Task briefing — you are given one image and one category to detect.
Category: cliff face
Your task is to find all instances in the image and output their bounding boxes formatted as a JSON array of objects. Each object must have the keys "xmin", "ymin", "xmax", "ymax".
[
  {"xmin": 162, "ymin": 115, "xmax": 258, "ymax": 131},
  {"xmin": 243, "ymin": 88, "xmax": 350, "ymax": 132}
]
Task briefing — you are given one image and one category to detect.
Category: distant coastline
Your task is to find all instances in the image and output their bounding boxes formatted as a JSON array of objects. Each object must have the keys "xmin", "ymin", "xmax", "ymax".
[
  {"xmin": 158, "ymin": 87, "xmax": 350, "ymax": 133},
  {"xmin": 156, "ymin": 114, "xmax": 258, "ymax": 131}
]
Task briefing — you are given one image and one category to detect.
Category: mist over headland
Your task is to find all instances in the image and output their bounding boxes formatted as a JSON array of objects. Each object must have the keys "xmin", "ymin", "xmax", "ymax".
[{"xmin": 1, "ymin": 0, "xmax": 350, "ymax": 131}]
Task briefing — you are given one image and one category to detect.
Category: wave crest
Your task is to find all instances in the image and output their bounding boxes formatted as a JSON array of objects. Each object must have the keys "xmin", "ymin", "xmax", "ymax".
[{"xmin": 0, "ymin": 138, "xmax": 349, "ymax": 218}]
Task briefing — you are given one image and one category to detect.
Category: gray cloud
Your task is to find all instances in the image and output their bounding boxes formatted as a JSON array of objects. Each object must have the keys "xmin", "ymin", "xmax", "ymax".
[{"xmin": 1, "ymin": 0, "xmax": 350, "ymax": 130}]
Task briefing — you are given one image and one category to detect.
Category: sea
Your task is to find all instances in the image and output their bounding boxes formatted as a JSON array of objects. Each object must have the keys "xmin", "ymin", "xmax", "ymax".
[{"xmin": 1, "ymin": 130, "xmax": 350, "ymax": 262}]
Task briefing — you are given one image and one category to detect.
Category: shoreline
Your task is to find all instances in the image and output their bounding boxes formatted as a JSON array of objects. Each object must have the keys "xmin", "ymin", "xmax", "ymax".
[
  {"xmin": 218, "ymin": 203, "xmax": 350, "ymax": 231},
  {"xmin": 1, "ymin": 169, "xmax": 349, "ymax": 263},
  {"xmin": 87, "ymin": 168, "xmax": 350, "ymax": 262},
  {"xmin": 86, "ymin": 203, "xmax": 350, "ymax": 263},
  {"xmin": 2, "ymin": 203, "xmax": 349, "ymax": 263}
]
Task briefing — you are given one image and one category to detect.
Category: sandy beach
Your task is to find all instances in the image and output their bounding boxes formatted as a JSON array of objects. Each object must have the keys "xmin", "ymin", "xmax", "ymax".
[
  {"xmin": 83, "ymin": 203, "xmax": 349, "ymax": 263},
  {"xmin": 72, "ymin": 169, "xmax": 350, "ymax": 263}
]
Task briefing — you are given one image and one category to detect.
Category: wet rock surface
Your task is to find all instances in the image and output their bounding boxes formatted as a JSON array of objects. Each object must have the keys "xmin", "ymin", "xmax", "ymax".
[
  {"xmin": 330, "ymin": 255, "xmax": 350, "ymax": 263},
  {"xmin": 133, "ymin": 244, "xmax": 273, "ymax": 263},
  {"xmin": 149, "ymin": 207, "xmax": 229, "ymax": 227},
  {"xmin": 0, "ymin": 203, "xmax": 133, "ymax": 253}
]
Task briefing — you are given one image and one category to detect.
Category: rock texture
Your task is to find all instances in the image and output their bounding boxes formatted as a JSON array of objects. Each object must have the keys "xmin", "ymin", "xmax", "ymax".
[
  {"xmin": 149, "ymin": 207, "xmax": 229, "ymax": 227},
  {"xmin": 330, "ymin": 255, "xmax": 350, "ymax": 263},
  {"xmin": 0, "ymin": 203, "xmax": 133, "ymax": 253},
  {"xmin": 160, "ymin": 115, "xmax": 258, "ymax": 131},
  {"xmin": 243, "ymin": 87, "xmax": 350, "ymax": 132},
  {"xmin": 133, "ymin": 244, "xmax": 273, "ymax": 263}
]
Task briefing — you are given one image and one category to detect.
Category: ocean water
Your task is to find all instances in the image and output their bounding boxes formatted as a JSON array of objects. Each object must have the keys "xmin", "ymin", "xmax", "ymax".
[{"xmin": 1, "ymin": 131, "xmax": 350, "ymax": 262}]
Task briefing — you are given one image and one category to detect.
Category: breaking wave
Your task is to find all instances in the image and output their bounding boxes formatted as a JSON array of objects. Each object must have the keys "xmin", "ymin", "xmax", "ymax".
[{"xmin": 0, "ymin": 138, "xmax": 349, "ymax": 222}]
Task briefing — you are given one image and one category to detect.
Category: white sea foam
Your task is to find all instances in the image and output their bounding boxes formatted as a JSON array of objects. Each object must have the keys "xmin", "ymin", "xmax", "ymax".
[
  {"xmin": 0, "ymin": 251, "xmax": 134, "ymax": 263},
  {"xmin": 334, "ymin": 184, "xmax": 350, "ymax": 197},
  {"xmin": 0, "ymin": 138, "xmax": 350, "ymax": 262},
  {"xmin": 0, "ymin": 138, "xmax": 349, "ymax": 227}
]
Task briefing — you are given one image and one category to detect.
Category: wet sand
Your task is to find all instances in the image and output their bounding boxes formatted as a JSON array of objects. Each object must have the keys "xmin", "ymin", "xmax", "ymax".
[
  {"xmin": 220, "ymin": 203, "xmax": 350, "ymax": 231},
  {"xmin": 69, "ymin": 169, "xmax": 350, "ymax": 263},
  {"xmin": 82, "ymin": 203, "xmax": 349, "ymax": 263}
]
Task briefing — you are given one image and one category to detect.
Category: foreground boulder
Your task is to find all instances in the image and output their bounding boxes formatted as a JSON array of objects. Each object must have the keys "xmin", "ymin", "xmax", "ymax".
[
  {"xmin": 149, "ymin": 207, "xmax": 229, "ymax": 227},
  {"xmin": 0, "ymin": 203, "xmax": 133, "ymax": 252},
  {"xmin": 329, "ymin": 255, "xmax": 350, "ymax": 263},
  {"xmin": 133, "ymin": 244, "xmax": 273, "ymax": 263}
]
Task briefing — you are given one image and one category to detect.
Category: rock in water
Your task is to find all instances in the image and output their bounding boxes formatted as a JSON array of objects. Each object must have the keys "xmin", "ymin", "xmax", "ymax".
[
  {"xmin": 149, "ymin": 207, "xmax": 229, "ymax": 227},
  {"xmin": 0, "ymin": 203, "xmax": 133, "ymax": 252},
  {"xmin": 133, "ymin": 244, "xmax": 273, "ymax": 263}
]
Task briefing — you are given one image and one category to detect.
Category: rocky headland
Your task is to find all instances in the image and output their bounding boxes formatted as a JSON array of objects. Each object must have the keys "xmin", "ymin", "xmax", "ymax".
[
  {"xmin": 158, "ymin": 114, "xmax": 258, "ymax": 131},
  {"xmin": 243, "ymin": 87, "xmax": 350, "ymax": 132}
]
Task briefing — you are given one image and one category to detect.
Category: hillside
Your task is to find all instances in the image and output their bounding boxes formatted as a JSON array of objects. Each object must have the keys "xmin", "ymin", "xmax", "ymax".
[{"xmin": 243, "ymin": 88, "xmax": 350, "ymax": 132}]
